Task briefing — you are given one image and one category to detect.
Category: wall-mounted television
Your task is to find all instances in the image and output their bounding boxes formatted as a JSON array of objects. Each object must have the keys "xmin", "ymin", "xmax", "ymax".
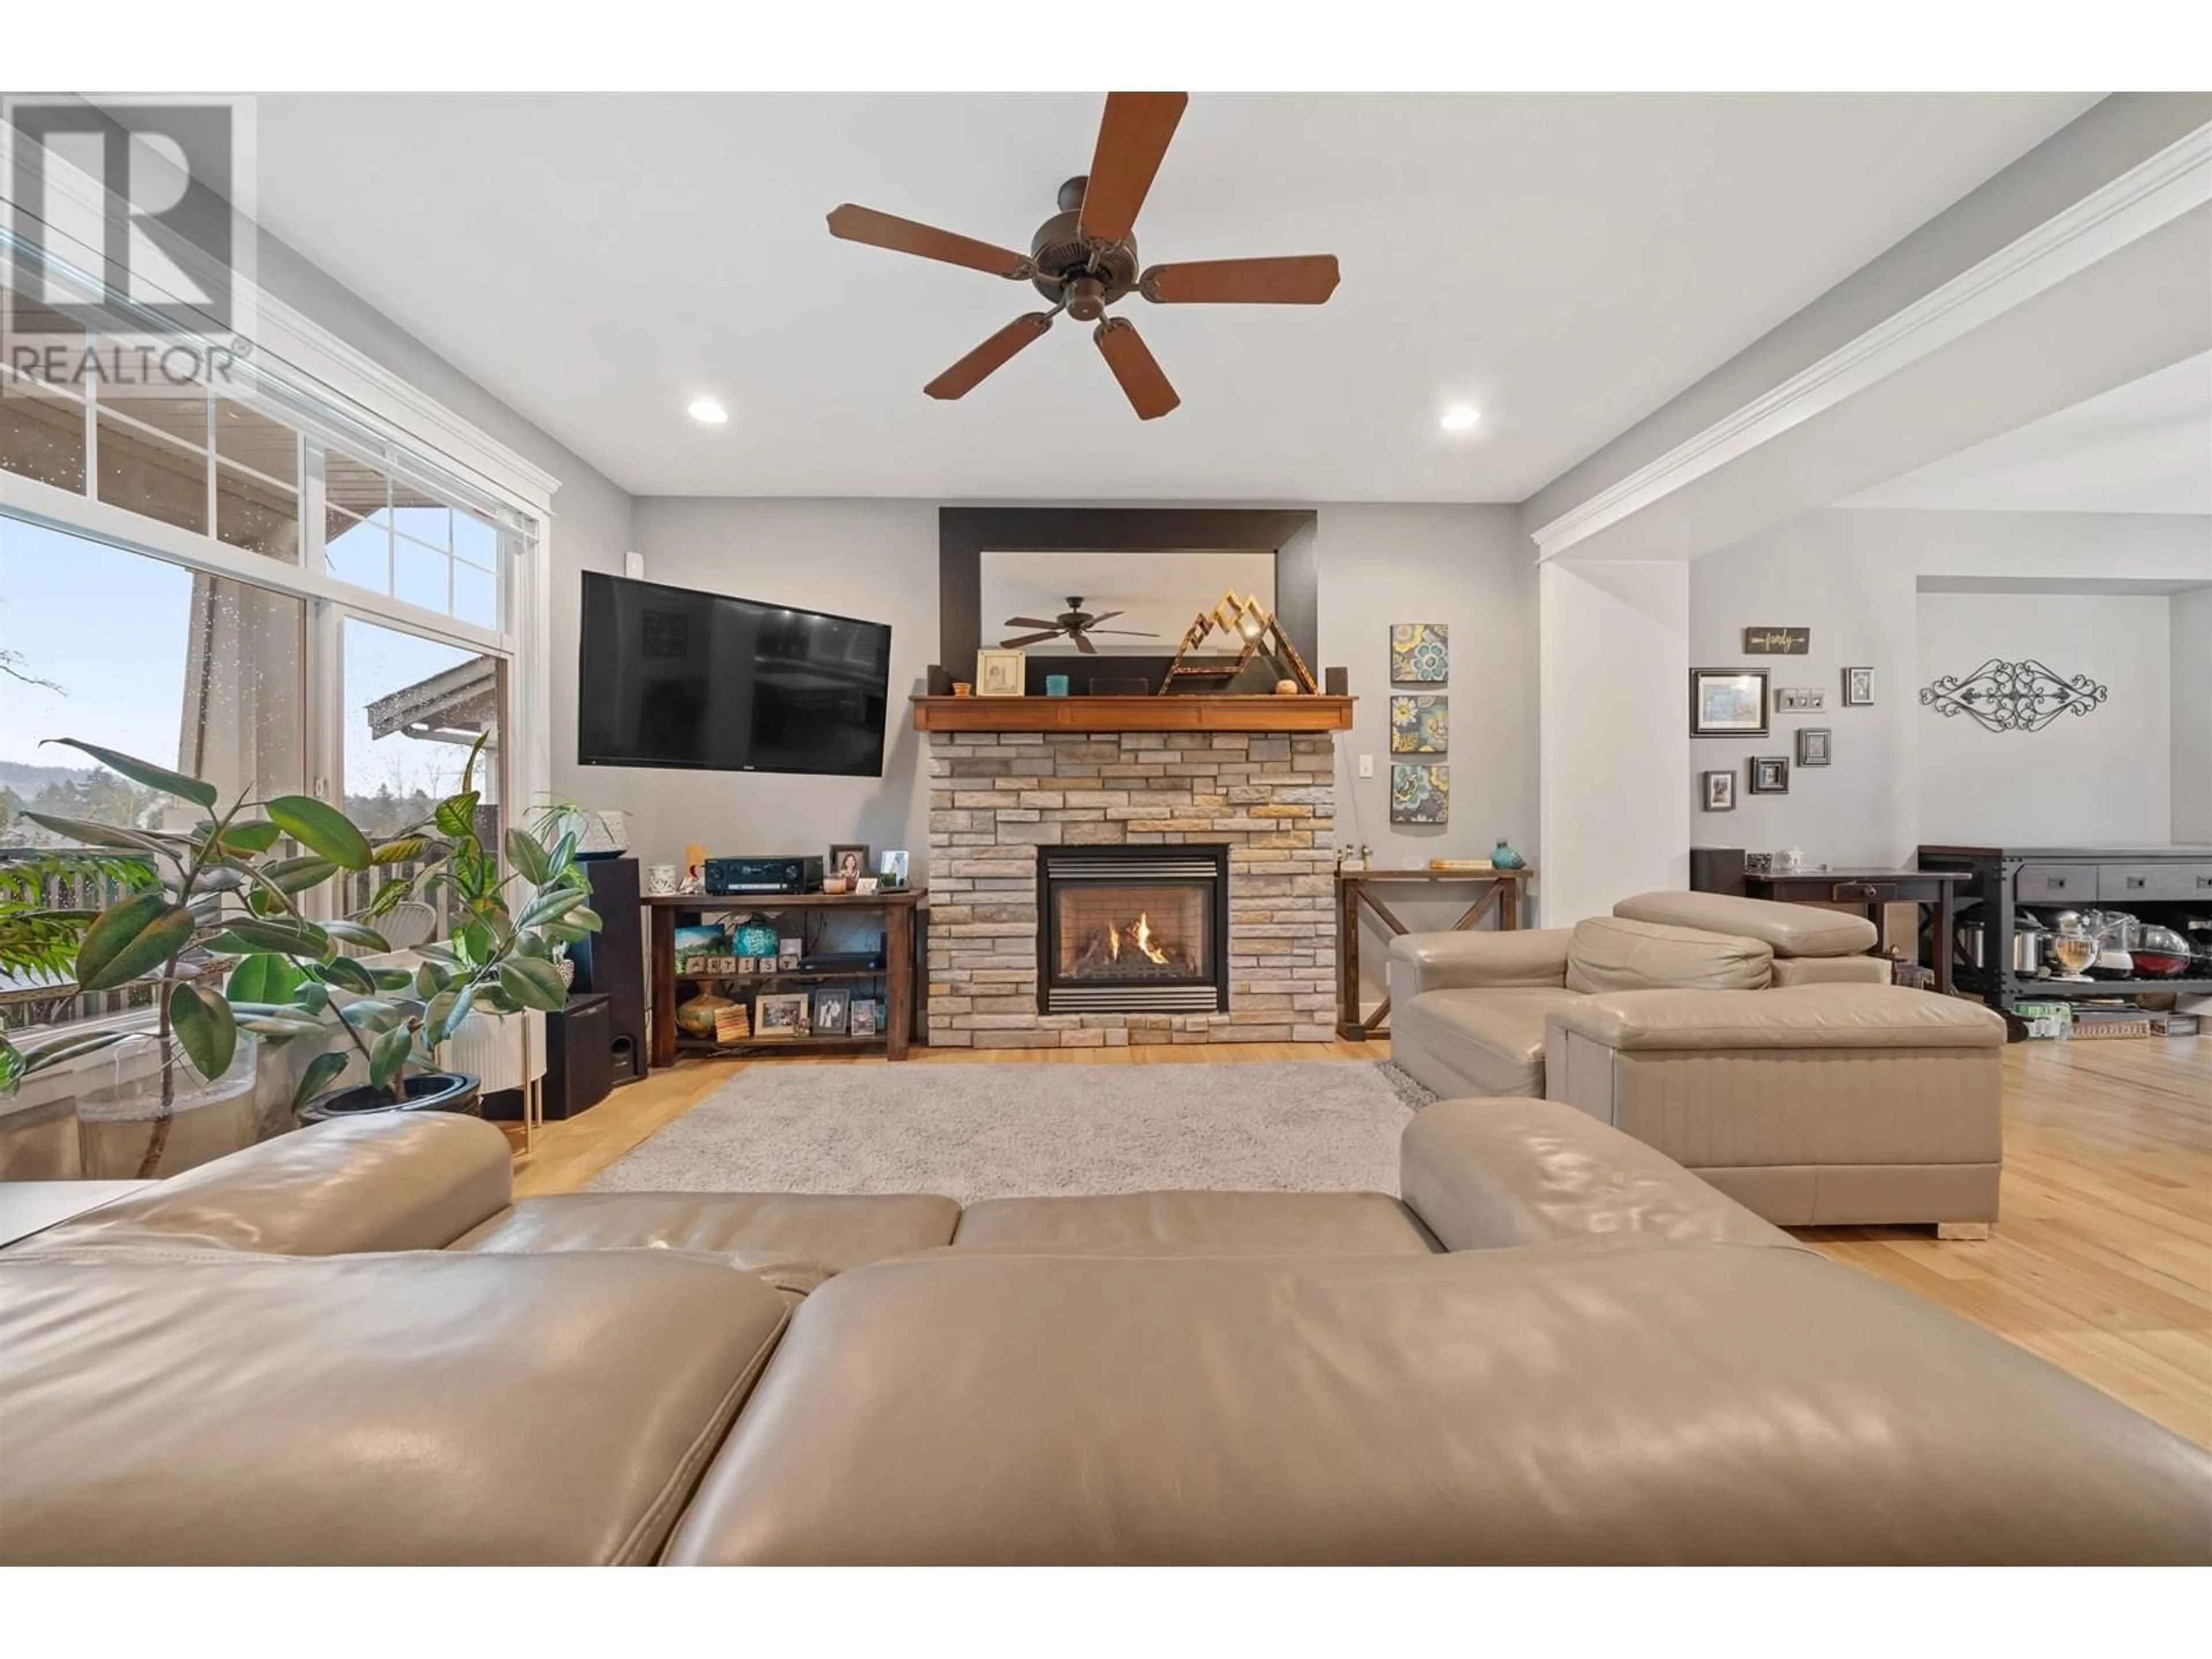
[{"xmin": 577, "ymin": 572, "xmax": 891, "ymax": 777}]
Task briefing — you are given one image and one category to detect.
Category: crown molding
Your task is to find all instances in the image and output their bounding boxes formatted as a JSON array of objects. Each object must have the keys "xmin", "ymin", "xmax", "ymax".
[{"xmin": 1530, "ymin": 120, "xmax": 2212, "ymax": 561}]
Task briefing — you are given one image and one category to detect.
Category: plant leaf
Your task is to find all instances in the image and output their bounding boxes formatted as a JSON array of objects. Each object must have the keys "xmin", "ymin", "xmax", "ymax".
[
  {"xmin": 504, "ymin": 828, "xmax": 551, "ymax": 886},
  {"xmin": 168, "ymin": 982, "xmax": 238, "ymax": 1081},
  {"xmin": 216, "ymin": 820, "xmax": 282, "ymax": 855},
  {"xmin": 225, "ymin": 952, "xmax": 305, "ymax": 1005},
  {"xmin": 371, "ymin": 836, "xmax": 429, "ymax": 865},
  {"xmin": 266, "ymin": 796, "xmax": 373, "ymax": 871},
  {"xmin": 75, "ymin": 892, "xmax": 194, "ymax": 990},
  {"xmin": 239, "ymin": 1015, "xmax": 330, "ymax": 1040},
  {"xmin": 21, "ymin": 812, "xmax": 175, "ymax": 857},
  {"xmin": 434, "ymin": 791, "xmax": 480, "ymax": 842},
  {"xmin": 520, "ymin": 887, "xmax": 586, "ymax": 930},
  {"xmin": 44, "ymin": 739, "xmax": 219, "ymax": 809},
  {"xmin": 18, "ymin": 1028, "xmax": 134, "ymax": 1073},
  {"xmin": 263, "ymin": 855, "xmax": 340, "ymax": 895},
  {"xmin": 0, "ymin": 1037, "xmax": 21, "ymax": 1096},
  {"xmin": 367, "ymin": 967, "xmax": 415, "ymax": 993},
  {"xmin": 368, "ymin": 1024, "xmax": 414, "ymax": 1091},
  {"xmin": 324, "ymin": 920, "xmax": 392, "ymax": 953},
  {"xmin": 316, "ymin": 956, "xmax": 379, "ymax": 995},
  {"xmin": 498, "ymin": 955, "xmax": 569, "ymax": 1013},
  {"xmin": 291, "ymin": 1049, "xmax": 350, "ymax": 1113},
  {"xmin": 202, "ymin": 917, "xmax": 331, "ymax": 959}
]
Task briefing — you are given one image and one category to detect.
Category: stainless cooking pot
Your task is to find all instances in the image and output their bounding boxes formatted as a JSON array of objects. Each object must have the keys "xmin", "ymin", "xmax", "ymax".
[{"xmin": 1955, "ymin": 916, "xmax": 2046, "ymax": 974}]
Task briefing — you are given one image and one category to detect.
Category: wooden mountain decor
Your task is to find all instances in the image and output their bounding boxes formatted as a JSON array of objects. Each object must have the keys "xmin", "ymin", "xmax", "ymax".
[{"xmin": 1160, "ymin": 591, "xmax": 1318, "ymax": 695}]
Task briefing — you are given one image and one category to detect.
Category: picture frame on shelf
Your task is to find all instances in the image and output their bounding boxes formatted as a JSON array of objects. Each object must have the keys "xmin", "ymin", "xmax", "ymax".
[
  {"xmin": 828, "ymin": 844, "xmax": 870, "ymax": 887},
  {"xmin": 849, "ymin": 998, "xmax": 881, "ymax": 1038},
  {"xmin": 879, "ymin": 849, "xmax": 910, "ymax": 888},
  {"xmin": 755, "ymin": 992, "xmax": 810, "ymax": 1039},
  {"xmin": 1796, "ymin": 727, "xmax": 1832, "ymax": 767},
  {"xmin": 1842, "ymin": 666, "xmax": 1875, "ymax": 707},
  {"xmin": 1748, "ymin": 756, "xmax": 1790, "ymax": 795},
  {"xmin": 813, "ymin": 987, "xmax": 852, "ymax": 1036},
  {"xmin": 1690, "ymin": 667, "xmax": 1769, "ymax": 737},
  {"xmin": 975, "ymin": 647, "xmax": 1025, "ymax": 697},
  {"xmin": 1701, "ymin": 770, "xmax": 1736, "ymax": 812}
]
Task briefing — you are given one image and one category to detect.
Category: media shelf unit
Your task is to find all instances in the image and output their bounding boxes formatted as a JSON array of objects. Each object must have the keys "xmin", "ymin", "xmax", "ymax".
[{"xmin": 645, "ymin": 889, "xmax": 922, "ymax": 1066}]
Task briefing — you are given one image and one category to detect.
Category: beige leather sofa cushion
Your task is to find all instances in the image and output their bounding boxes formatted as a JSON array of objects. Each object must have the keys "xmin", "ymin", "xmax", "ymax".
[
  {"xmin": 1614, "ymin": 891, "xmax": 1878, "ymax": 957},
  {"xmin": 1772, "ymin": 956, "xmax": 1890, "ymax": 986},
  {"xmin": 452, "ymin": 1191, "xmax": 959, "ymax": 1275},
  {"xmin": 952, "ymin": 1191, "xmax": 1436, "ymax": 1254},
  {"xmin": 1392, "ymin": 987, "xmax": 1582, "ymax": 1097},
  {"xmin": 1387, "ymin": 929, "xmax": 1570, "ymax": 991},
  {"xmin": 662, "ymin": 1248, "xmax": 2212, "ymax": 1564},
  {"xmin": 1564, "ymin": 915, "xmax": 1772, "ymax": 994},
  {"xmin": 12, "ymin": 1112, "xmax": 512, "ymax": 1258},
  {"xmin": 1548, "ymin": 983, "xmax": 2006, "ymax": 1052},
  {"xmin": 0, "ymin": 1251, "xmax": 788, "ymax": 1564},
  {"xmin": 1400, "ymin": 1099, "xmax": 1797, "ymax": 1252}
]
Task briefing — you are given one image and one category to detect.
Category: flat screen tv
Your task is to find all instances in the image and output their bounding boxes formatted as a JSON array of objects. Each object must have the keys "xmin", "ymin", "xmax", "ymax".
[{"xmin": 577, "ymin": 572, "xmax": 892, "ymax": 777}]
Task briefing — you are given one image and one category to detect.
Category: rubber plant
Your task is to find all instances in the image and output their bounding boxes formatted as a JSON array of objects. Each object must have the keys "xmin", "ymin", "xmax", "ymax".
[{"xmin": 0, "ymin": 736, "xmax": 596, "ymax": 1176}]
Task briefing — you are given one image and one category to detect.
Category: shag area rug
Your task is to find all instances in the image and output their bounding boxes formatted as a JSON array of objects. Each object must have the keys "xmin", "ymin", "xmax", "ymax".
[{"xmin": 589, "ymin": 1060, "xmax": 1437, "ymax": 1203}]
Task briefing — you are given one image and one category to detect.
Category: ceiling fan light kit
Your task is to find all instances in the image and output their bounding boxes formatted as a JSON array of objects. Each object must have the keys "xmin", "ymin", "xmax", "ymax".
[{"xmin": 827, "ymin": 91, "xmax": 1341, "ymax": 419}]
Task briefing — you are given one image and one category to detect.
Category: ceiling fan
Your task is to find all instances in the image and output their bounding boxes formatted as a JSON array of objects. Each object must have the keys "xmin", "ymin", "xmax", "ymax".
[
  {"xmin": 1002, "ymin": 597, "xmax": 1161, "ymax": 656},
  {"xmin": 827, "ymin": 92, "xmax": 1340, "ymax": 420}
]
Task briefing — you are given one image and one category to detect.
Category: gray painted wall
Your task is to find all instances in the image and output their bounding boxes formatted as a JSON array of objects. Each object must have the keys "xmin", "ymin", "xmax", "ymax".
[
  {"xmin": 2173, "ymin": 586, "xmax": 2212, "ymax": 843},
  {"xmin": 1688, "ymin": 508, "xmax": 2210, "ymax": 863}
]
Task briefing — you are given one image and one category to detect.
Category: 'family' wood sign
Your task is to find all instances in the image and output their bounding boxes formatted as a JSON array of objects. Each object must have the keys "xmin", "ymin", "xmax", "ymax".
[{"xmin": 1742, "ymin": 626, "xmax": 1809, "ymax": 655}]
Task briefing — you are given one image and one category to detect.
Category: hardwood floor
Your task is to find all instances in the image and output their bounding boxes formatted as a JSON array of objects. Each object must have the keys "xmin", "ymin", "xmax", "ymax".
[{"xmin": 508, "ymin": 1034, "xmax": 2212, "ymax": 1448}]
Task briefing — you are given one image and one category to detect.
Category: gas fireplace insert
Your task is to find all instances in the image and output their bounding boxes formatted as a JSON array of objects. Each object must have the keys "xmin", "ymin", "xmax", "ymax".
[{"xmin": 1036, "ymin": 843, "xmax": 1230, "ymax": 1015}]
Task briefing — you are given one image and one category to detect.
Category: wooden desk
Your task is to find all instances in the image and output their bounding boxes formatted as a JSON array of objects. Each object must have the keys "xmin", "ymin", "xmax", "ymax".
[
  {"xmin": 647, "ymin": 889, "xmax": 922, "ymax": 1067},
  {"xmin": 1335, "ymin": 868, "xmax": 1536, "ymax": 1041},
  {"xmin": 1735, "ymin": 869, "xmax": 1969, "ymax": 995}
]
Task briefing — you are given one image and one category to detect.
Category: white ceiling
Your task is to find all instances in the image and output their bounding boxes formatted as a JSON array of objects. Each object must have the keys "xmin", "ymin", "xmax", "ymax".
[
  {"xmin": 251, "ymin": 92, "xmax": 2098, "ymax": 503},
  {"xmin": 1845, "ymin": 352, "xmax": 2212, "ymax": 515}
]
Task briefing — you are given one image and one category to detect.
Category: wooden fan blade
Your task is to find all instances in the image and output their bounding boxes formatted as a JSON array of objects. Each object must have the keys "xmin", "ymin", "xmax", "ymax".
[
  {"xmin": 1085, "ymin": 610, "xmax": 1124, "ymax": 625},
  {"xmin": 827, "ymin": 204, "xmax": 1033, "ymax": 279},
  {"xmin": 925, "ymin": 313, "xmax": 1055, "ymax": 400},
  {"xmin": 1089, "ymin": 628, "xmax": 1159, "ymax": 637},
  {"xmin": 1003, "ymin": 616, "xmax": 1065, "ymax": 630},
  {"xmin": 1078, "ymin": 93, "xmax": 1187, "ymax": 245},
  {"xmin": 1093, "ymin": 318, "xmax": 1180, "ymax": 421},
  {"xmin": 1141, "ymin": 255, "xmax": 1341, "ymax": 305},
  {"xmin": 1073, "ymin": 631, "xmax": 1099, "ymax": 655},
  {"xmin": 1001, "ymin": 630, "xmax": 1063, "ymax": 647}
]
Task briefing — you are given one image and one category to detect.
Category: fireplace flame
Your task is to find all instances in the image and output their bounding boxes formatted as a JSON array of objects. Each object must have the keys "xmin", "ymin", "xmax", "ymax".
[{"xmin": 1129, "ymin": 911, "xmax": 1170, "ymax": 965}]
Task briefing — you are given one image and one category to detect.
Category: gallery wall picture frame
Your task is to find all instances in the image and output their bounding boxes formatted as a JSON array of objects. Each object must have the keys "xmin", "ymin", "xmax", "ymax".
[
  {"xmin": 1388, "ymin": 694, "xmax": 1448, "ymax": 753},
  {"xmin": 1841, "ymin": 666, "xmax": 1875, "ymax": 707},
  {"xmin": 1701, "ymin": 770, "xmax": 1736, "ymax": 812},
  {"xmin": 1389, "ymin": 623, "xmax": 1449, "ymax": 684},
  {"xmin": 1748, "ymin": 756, "xmax": 1790, "ymax": 795},
  {"xmin": 1796, "ymin": 727, "xmax": 1832, "ymax": 767},
  {"xmin": 1391, "ymin": 763, "xmax": 1449, "ymax": 824},
  {"xmin": 1690, "ymin": 667, "xmax": 1770, "ymax": 737},
  {"xmin": 975, "ymin": 647, "xmax": 1026, "ymax": 697}
]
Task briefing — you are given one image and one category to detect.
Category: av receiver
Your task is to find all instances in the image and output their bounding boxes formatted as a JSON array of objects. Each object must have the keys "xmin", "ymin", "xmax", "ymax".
[{"xmin": 703, "ymin": 855, "xmax": 823, "ymax": 896}]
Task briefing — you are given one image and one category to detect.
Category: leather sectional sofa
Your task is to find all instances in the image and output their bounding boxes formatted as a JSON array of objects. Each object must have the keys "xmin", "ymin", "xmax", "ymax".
[
  {"xmin": 1388, "ymin": 891, "xmax": 2006, "ymax": 1229},
  {"xmin": 4, "ymin": 1108, "xmax": 2206, "ymax": 1564}
]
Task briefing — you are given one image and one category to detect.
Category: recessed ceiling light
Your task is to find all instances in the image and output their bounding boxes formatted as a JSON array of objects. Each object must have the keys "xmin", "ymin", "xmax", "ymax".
[
  {"xmin": 1439, "ymin": 404, "xmax": 1482, "ymax": 432},
  {"xmin": 687, "ymin": 397, "xmax": 729, "ymax": 425}
]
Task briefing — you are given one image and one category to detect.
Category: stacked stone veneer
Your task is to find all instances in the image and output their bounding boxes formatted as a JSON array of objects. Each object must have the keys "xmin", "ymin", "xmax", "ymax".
[{"xmin": 926, "ymin": 729, "xmax": 1338, "ymax": 1048}]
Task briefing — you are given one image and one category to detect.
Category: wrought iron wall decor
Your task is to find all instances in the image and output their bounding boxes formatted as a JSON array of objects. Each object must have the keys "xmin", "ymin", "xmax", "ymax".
[{"xmin": 1918, "ymin": 658, "xmax": 2109, "ymax": 733}]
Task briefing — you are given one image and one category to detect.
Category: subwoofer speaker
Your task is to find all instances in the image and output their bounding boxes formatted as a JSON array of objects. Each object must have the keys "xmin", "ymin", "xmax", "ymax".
[{"xmin": 573, "ymin": 856, "xmax": 646, "ymax": 1083}]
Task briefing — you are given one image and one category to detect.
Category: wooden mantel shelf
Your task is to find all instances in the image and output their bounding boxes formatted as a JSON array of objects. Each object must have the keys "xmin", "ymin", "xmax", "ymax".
[{"xmin": 911, "ymin": 694, "xmax": 1356, "ymax": 734}]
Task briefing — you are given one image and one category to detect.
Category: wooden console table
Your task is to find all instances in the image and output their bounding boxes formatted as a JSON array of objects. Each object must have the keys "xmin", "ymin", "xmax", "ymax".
[
  {"xmin": 647, "ymin": 889, "xmax": 921, "ymax": 1067},
  {"xmin": 1335, "ymin": 868, "xmax": 1536, "ymax": 1041}
]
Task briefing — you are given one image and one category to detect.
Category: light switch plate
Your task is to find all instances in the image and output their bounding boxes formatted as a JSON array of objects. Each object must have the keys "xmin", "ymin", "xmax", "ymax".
[
  {"xmin": 623, "ymin": 551, "xmax": 646, "ymax": 579},
  {"xmin": 1775, "ymin": 687, "xmax": 1825, "ymax": 711},
  {"xmin": 1358, "ymin": 753, "xmax": 1374, "ymax": 779}
]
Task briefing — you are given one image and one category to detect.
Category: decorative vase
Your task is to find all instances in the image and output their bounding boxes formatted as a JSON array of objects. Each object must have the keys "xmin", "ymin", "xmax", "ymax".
[
  {"xmin": 645, "ymin": 863, "xmax": 680, "ymax": 896},
  {"xmin": 1491, "ymin": 839, "xmax": 1527, "ymax": 870},
  {"xmin": 1044, "ymin": 673, "xmax": 1071, "ymax": 697},
  {"xmin": 75, "ymin": 1033, "xmax": 262, "ymax": 1180}
]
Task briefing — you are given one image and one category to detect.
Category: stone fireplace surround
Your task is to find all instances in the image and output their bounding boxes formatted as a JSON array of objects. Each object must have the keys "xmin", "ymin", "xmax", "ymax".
[{"xmin": 926, "ymin": 728, "xmax": 1338, "ymax": 1047}]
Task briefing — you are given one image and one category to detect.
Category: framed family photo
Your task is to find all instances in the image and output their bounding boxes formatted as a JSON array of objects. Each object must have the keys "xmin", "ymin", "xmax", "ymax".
[
  {"xmin": 1701, "ymin": 770, "xmax": 1736, "ymax": 812},
  {"xmin": 1842, "ymin": 666, "xmax": 1875, "ymax": 707},
  {"xmin": 1748, "ymin": 756, "xmax": 1790, "ymax": 795},
  {"xmin": 1690, "ymin": 667, "xmax": 1769, "ymax": 737}
]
